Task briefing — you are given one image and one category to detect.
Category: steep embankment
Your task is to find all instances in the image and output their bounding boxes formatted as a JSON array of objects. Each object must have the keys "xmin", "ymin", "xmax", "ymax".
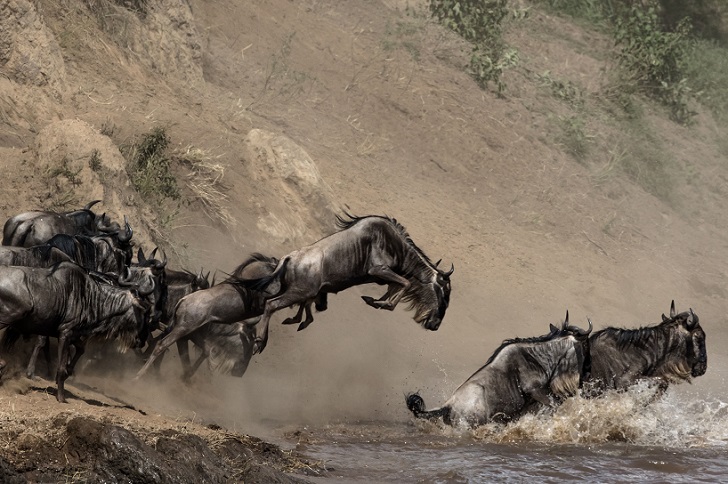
[{"xmin": 0, "ymin": 0, "xmax": 727, "ymax": 481}]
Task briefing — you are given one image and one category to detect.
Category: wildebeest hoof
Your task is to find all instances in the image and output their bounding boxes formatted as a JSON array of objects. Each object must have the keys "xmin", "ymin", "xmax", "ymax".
[
  {"xmin": 297, "ymin": 320, "xmax": 313, "ymax": 332},
  {"xmin": 281, "ymin": 317, "xmax": 300, "ymax": 325},
  {"xmin": 252, "ymin": 339, "xmax": 266, "ymax": 355},
  {"xmin": 361, "ymin": 295, "xmax": 377, "ymax": 307}
]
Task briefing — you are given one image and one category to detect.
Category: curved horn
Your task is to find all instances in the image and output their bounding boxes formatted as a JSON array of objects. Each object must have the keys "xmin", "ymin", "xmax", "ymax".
[
  {"xmin": 584, "ymin": 317, "xmax": 593, "ymax": 336},
  {"xmin": 118, "ymin": 266, "xmax": 133, "ymax": 285},
  {"xmin": 137, "ymin": 247, "xmax": 146, "ymax": 264},
  {"xmin": 84, "ymin": 200, "xmax": 101, "ymax": 211},
  {"xmin": 444, "ymin": 263, "xmax": 454, "ymax": 277},
  {"xmin": 669, "ymin": 300, "xmax": 676, "ymax": 319},
  {"xmin": 435, "ymin": 259, "xmax": 442, "ymax": 268},
  {"xmin": 687, "ymin": 308, "xmax": 698, "ymax": 330},
  {"xmin": 118, "ymin": 215, "xmax": 133, "ymax": 243},
  {"xmin": 153, "ymin": 250, "xmax": 168, "ymax": 271},
  {"xmin": 150, "ymin": 248, "xmax": 158, "ymax": 260},
  {"xmin": 562, "ymin": 310, "xmax": 570, "ymax": 330},
  {"xmin": 137, "ymin": 278, "xmax": 156, "ymax": 296}
]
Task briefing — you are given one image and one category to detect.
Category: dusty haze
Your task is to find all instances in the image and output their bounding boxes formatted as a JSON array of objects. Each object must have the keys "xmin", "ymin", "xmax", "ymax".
[{"xmin": 0, "ymin": 0, "xmax": 726, "ymax": 459}]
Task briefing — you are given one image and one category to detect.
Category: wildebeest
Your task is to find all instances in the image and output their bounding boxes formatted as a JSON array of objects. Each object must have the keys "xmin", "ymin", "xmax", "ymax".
[
  {"xmin": 8, "ymin": 260, "xmax": 165, "ymax": 381},
  {"xmin": 2, "ymin": 201, "xmax": 120, "ymax": 247},
  {"xmin": 135, "ymin": 253, "xmax": 278, "ymax": 379},
  {"xmin": 0, "ymin": 262, "xmax": 154, "ymax": 402},
  {"xmin": 239, "ymin": 213, "xmax": 454, "ymax": 354},
  {"xmin": 406, "ymin": 314, "xmax": 592, "ymax": 428},
  {"xmin": 586, "ymin": 301, "xmax": 707, "ymax": 396},
  {"xmin": 0, "ymin": 245, "xmax": 74, "ymax": 267},
  {"xmin": 45, "ymin": 231, "xmax": 132, "ymax": 274}
]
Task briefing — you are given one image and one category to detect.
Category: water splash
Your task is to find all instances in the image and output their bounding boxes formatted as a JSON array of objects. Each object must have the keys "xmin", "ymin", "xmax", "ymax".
[{"xmin": 471, "ymin": 382, "xmax": 728, "ymax": 448}]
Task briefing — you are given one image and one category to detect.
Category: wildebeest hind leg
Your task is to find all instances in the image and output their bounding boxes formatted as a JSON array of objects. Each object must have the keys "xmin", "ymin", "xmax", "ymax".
[
  {"xmin": 254, "ymin": 295, "xmax": 301, "ymax": 354},
  {"xmin": 135, "ymin": 320, "xmax": 204, "ymax": 379}
]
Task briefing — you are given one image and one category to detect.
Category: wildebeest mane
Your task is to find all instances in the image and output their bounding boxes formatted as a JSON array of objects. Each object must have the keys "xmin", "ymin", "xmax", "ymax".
[
  {"xmin": 335, "ymin": 212, "xmax": 438, "ymax": 269},
  {"xmin": 593, "ymin": 311, "xmax": 693, "ymax": 351},
  {"xmin": 47, "ymin": 234, "xmax": 98, "ymax": 271},
  {"xmin": 29, "ymin": 245, "xmax": 64, "ymax": 265}
]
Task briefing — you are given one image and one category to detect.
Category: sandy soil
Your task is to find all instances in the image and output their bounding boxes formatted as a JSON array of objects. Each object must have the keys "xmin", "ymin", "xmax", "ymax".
[{"xmin": 0, "ymin": 0, "xmax": 727, "ymax": 481}]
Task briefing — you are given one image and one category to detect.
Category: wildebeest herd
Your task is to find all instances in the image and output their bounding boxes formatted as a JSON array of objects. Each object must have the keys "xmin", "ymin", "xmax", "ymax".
[{"xmin": 0, "ymin": 201, "xmax": 707, "ymax": 430}]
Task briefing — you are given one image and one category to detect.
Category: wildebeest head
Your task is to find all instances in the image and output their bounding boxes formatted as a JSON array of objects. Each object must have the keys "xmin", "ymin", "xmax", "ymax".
[
  {"xmin": 410, "ymin": 259, "xmax": 453, "ymax": 331},
  {"xmin": 90, "ymin": 269, "xmax": 154, "ymax": 348},
  {"xmin": 550, "ymin": 310, "xmax": 593, "ymax": 386},
  {"xmin": 120, "ymin": 256, "xmax": 167, "ymax": 330},
  {"xmin": 661, "ymin": 301, "xmax": 707, "ymax": 379}
]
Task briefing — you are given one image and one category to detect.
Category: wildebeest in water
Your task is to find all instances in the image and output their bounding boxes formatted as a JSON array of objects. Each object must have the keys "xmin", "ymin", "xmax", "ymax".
[
  {"xmin": 406, "ymin": 313, "xmax": 592, "ymax": 428},
  {"xmin": 586, "ymin": 300, "xmax": 707, "ymax": 396},
  {"xmin": 239, "ymin": 213, "xmax": 454, "ymax": 354}
]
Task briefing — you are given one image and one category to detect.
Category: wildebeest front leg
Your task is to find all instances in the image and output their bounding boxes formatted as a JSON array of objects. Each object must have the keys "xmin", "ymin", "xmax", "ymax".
[
  {"xmin": 26, "ymin": 335, "xmax": 49, "ymax": 379},
  {"xmin": 296, "ymin": 303, "xmax": 315, "ymax": 332},
  {"xmin": 55, "ymin": 334, "xmax": 71, "ymax": 403},
  {"xmin": 65, "ymin": 342, "xmax": 86, "ymax": 377},
  {"xmin": 361, "ymin": 266, "xmax": 410, "ymax": 310},
  {"xmin": 281, "ymin": 303, "xmax": 307, "ymax": 326},
  {"xmin": 527, "ymin": 387, "xmax": 554, "ymax": 408}
]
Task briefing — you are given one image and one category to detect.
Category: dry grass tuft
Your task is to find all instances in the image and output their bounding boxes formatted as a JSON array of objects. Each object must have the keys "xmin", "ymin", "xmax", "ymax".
[{"xmin": 176, "ymin": 146, "xmax": 236, "ymax": 229}]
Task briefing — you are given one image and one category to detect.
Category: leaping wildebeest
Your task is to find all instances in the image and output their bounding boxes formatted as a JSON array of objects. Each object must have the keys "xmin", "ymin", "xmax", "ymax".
[
  {"xmin": 239, "ymin": 213, "xmax": 454, "ymax": 354},
  {"xmin": 586, "ymin": 300, "xmax": 706, "ymax": 396},
  {"xmin": 0, "ymin": 262, "xmax": 155, "ymax": 402},
  {"xmin": 2, "ymin": 200, "xmax": 120, "ymax": 247},
  {"xmin": 135, "ymin": 253, "xmax": 279, "ymax": 379},
  {"xmin": 406, "ymin": 313, "xmax": 592, "ymax": 428}
]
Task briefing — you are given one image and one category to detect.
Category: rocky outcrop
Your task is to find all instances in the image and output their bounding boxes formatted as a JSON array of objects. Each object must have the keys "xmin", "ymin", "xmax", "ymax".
[{"xmin": 244, "ymin": 129, "xmax": 339, "ymax": 245}]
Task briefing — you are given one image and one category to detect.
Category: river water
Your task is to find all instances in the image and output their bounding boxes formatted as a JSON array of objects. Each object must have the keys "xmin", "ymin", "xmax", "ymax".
[{"xmin": 270, "ymin": 383, "xmax": 728, "ymax": 483}]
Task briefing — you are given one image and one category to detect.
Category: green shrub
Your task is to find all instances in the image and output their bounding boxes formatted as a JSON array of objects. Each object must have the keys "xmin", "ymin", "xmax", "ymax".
[
  {"xmin": 124, "ymin": 127, "xmax": 180, "ymax": 200},
  {"xmin": 559, "ymin": 115, "xmax": 591, "ymax": 162},
  {"xmin": 428, "ymin": 0, "xmax": 516, "ymax": 91},
  {"xmin": 614, "ymin": 4, "xmax": 694, "ymax": 123}
]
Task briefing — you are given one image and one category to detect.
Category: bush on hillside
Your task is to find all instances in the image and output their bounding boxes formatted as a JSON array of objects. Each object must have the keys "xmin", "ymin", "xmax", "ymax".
[
  {"xmin": 614, "ymin": 4, "xmax": 694, "ymax": 123},
  {"xmin": 428, "ymin": 0, "xmax": 516, "ymax": 92}
]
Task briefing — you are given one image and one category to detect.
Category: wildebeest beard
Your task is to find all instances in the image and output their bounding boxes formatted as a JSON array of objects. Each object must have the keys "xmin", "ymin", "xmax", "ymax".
[{"xmin": 401, "ymin": 276, "xmax": 444, "ymax": 327}]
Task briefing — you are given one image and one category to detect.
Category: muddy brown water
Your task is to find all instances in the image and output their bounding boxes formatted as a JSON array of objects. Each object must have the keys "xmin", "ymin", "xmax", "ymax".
[{"xmin": 250, "ymin": 384, "xmax": 728, "ymax": 483}]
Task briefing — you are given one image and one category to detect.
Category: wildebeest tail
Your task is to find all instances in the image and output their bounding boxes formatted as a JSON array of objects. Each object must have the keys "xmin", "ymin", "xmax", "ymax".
[
  {"xmin": 406, "ymin": 393, "xmax": 450, "ymax": 421},
  {"xmin": 234, "ymin": 256, "xmax": 290, "ymax": 295}
]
